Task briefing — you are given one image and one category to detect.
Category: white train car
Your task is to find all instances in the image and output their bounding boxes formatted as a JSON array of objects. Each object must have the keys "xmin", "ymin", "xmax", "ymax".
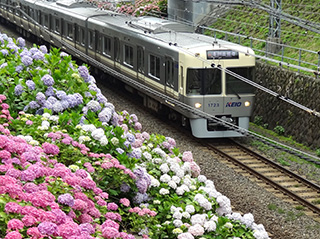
[{"xmin": 0, "ymin": 0, "xmax": 256, "ymax": 138}]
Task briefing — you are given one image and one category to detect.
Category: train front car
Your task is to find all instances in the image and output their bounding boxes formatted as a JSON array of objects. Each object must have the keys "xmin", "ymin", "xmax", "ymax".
[{"xmin": 180, "ymin": 37, "xmax": 255, "ymax": 138}]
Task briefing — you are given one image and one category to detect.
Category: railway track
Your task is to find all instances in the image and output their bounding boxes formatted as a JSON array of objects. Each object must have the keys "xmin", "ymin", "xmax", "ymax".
[{"xmin": 201, "ymin": 138, "xmax": 320, "ymax": 222}]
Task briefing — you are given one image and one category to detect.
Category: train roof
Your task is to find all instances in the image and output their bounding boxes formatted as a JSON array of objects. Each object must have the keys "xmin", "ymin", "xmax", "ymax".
[{"xmin": 31, "ymin": 0, "xmax": 254, "ymax": 55}]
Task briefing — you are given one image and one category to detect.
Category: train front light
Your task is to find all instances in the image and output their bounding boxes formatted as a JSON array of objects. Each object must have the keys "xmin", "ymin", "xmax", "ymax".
[
  {"xmin": 244, "ymin": 101, "xmax": 251, "ymax": 107},
  {"xmin": 195, "ymin": 103, "xmax": 202, "ymax": 108}
]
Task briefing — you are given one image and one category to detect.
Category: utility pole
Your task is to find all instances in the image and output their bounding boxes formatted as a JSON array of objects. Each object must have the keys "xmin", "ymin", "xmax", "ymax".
[{"xmin": 269, "ymin": 0, "xmax": 282, "ymax": 38}]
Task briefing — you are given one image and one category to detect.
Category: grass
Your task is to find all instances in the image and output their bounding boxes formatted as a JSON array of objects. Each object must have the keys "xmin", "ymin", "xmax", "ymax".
[{"xmin": 205, "ymin": 0, "xmax": 320, "ymax": 74}]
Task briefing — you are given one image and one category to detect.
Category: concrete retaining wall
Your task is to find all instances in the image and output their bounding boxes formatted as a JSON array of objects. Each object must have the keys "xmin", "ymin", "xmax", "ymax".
[{"xmin": 252, "ymin": 61, "xmax": 320, "ymax": 148}]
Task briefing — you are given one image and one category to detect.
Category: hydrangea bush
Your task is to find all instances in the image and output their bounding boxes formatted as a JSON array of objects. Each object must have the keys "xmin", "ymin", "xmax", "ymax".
[{"xmin": 0, "ymin": 32, "xmax": 270, "ymax": 239}]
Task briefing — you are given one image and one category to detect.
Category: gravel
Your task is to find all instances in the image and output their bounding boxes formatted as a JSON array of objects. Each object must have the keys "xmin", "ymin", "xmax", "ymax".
[{"xmin": 2, "ymin": 23, "xmax": 320, "ymax": 239}]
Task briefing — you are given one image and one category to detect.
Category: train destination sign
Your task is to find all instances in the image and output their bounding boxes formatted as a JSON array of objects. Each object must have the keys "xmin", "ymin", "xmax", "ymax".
[{"xmin": 207, "ymin": 50, "xmax": 239, "ymax": 60}]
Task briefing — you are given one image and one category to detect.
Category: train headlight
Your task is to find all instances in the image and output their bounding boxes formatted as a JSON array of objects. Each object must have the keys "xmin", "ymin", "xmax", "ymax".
[
  {"xmin": 244, "ymin": 101, "xmax": 251, "ymax": 107},
  {"xmin": 195, "ymin": 103, "xmax": 202, "ymax": 108}
]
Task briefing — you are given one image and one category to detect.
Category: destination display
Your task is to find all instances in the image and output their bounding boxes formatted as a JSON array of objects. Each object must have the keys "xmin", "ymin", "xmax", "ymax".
[{"xmin": 207, "ymin": 50, "xmax": 239, "ymax": 60}]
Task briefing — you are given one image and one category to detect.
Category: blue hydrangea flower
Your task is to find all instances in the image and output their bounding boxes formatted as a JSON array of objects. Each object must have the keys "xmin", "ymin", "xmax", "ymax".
[
  {"xmin": 15, "ymin": 65, "xmax": 24, "ymax": 73},
  {"xmin": 29, "ymin": 47, "xmax": 39, "ymax": 55},
  {"xmin": 120, "ymin": 183, "xmax": 131, "ymax": 193},
  {"xmin": 66, "ymin": 95, "xmax": 76, "ymax": 108},
  {"xmin": 126, "ymin": 133, "xmax": 135, "ymax": 143},
  {"xmin": 21, "ymin": 55, "xmax": 33, "ymax": 66},
  {"xmin": 14, "ymin": 84, "xmax": 24, "ymax": 96},
  {"xmin": 73, "ymin": 93, "xmax": 83, "ymax": 106},
  {"xmin": 26, "ymin": 80, "xmax": 36, "ymax": 90},
  {"xmin": 20, "ymin": 49, "xmax": 31, "ymax": 58},
  {"xmin": 116, "ymin": 148, "xmax": 124, "ymax": 154},
  {"xmin": 98, "ymin": 107, "xmax": 113, "ymax": 122},
  {"xmin": 88, "ymin": 83, "xmax": 101, "ymax": 93},
  {"xmin": 7, "ymin": 43, "xmax": 18, "ymax": 53},
  {"xmin": 61, "ymin": 100, "xmax": 70, "ymax": 110},
  {"xmin": 41, "ymin": 74, "xmax": 54, "ymax": 86},
  {"xmin": 52, "ymin": 101, "xmax": 63, "ymax": 113},
  {"xmin": 60, "ymin": 52, "xmax": 69, "ymax": 57},
  {"xmin": 43, "ymin": 101, "xmax": 53, "ymax": 110},
  {"xmin": 96, "ymin": 93, "xmax": 108, "ymax": 104},
  {"xmin": 47, "ymin": 96, "xmax": 58, "ymax": 105}
]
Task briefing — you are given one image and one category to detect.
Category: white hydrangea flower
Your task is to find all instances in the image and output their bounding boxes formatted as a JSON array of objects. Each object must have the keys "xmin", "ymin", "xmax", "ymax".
[
  {"xmin": 188, "ymin": 224, "xmax": 205, "ymax": 237},
  {"xmin": 152, "ymin": 157, "xmax": 163, "ymax": 164},
  {"xmin": 240, "ymin": 213, "xmax": 254, "ymax": 227},
  {"xmin": 143, "ymin": 152, "xmax": 152, "ymax": 160},
  {"xmin": 152, "ymin": 148, "xmax": 167, "ymax": 158},
  {"xmin": 24, "ymin": 135, "xmax": 33, "ymax": 142},
  {"xmin": 202, "ymin": 201, "xmax": 212, "ymax": 211},
  {"xmin": 170, "ymin": 206, "xmax": 177, "ymax": 213},
  {"xmin": 181, "ymin": 162, "xmax": 191, "ymax": 173},
  {"xmin": 176, "ymin": 186, "xmax": 185, "ymax": 196},
  {"xmin": 82, "ymin": 124, "xmax": 96, "ymax": 132},
  {"xmin": 173, "ymin": 211, "xmax": 183, "ymax": 220},
  {"xmin": 111, "ymin": 137, "xmax": 119, "ymax": 145},
  {"xmin": 159, "ymin": 163, "xmax": 170, "ymax": 174},
  {"xmin": 183, "ymin": 177, "xmax": 192, "ymax": 187},
  {"xmin": 204, "ymin": 220, "xmax": 216, "ymax": 232},
  {"xmin": 29, "ymin": 140, "xmax": 39, "ymax": 146},
  {"xmin": 159, "ymin": 188, "xmax": 169, "ymax": 195},
  {"xmin": 173, "ymin": 219, "xmax": 183, "ymax": 227},
  {"xmin": 150, "ymin": 177, "xmax": 160, "ymax": 187},
  {"xmin": 153, "ymin": 200, "xmax": 161, "ymax": 204},
  {"xmin": 49, "ymin": 115, "xmax": 59, "ymax": 122},
  {"xmin": 41, "ymin": 120, "xmax": 50, "ymax": 128},
  {"xmin": 190, "ymin": 214, "xmax": 207, "ymax": 226},
  {"xmin": 185, "ymin": 205, "xmax": 195, "ymax": 214},
  {"xmin": 197, "ymin": 175, "xmax": 207, "ymax": 182},
  {"xmin": 210, "ymin": 215, "xmax": 219, "ymax": 222},
  {"xmin": 182, "ymin": 212, "xmax": 191, "ymax": 219},
  {"xmin": 175, "ymin": 169, "xmax": 185, "ymax": 178},
  {"xmin": 42, "ymin": 113, "xmax": 51, "ymax": 118},
  {"xmin": 170, "ymin": 162, "xmax": 181, "ymax": 173},
  {"xmin": 169, "ymin": 176, "xmax": 180, "ymax": 184},
  {"xmin": 173, "ymin": 228, "xmax": 183, "ymax": 234},
  {"xmin": 227, "ymin": 212, "xmax": 242, "ymax": 221},
  {"xmin": 168, "ymin": 180, "xmax": 177, "ymax": 189},
  {"xmin": 224, "ymin": 222, "xmax": 233, "ymax": 229},
  {"xmin": 147, "ymin": 143, "xmax": 153, "ymax": 148},
  {"xmin": 75, "ymin": 124, "xmax": 82, "ymax": 129},
  {"xmin": 92, "ymin": 128, "xmax": 105, "ymax": 140},
  {"xmin": 69, "ymin": 165, "xmax": 80, "ymax": 171},
  {"xmin": 160, "ymin": 174, "xmax": 171, "ymax": 183},
  {"xmin": 100, "ymin": 136, "xmax": 108, "ymax": 146}
]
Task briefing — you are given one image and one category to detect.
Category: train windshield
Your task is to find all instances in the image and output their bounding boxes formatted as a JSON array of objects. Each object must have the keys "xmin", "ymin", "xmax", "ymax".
[
  {"xmin": 226, "ymin": 67, "xmax": 255, "ymax": 94},
  {"xmin": 187, "ymin": 68, "xmax": 222, "ymax": 95}
]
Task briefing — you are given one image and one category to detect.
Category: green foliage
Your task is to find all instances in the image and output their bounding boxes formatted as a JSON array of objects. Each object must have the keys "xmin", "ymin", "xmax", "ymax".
[{"xmin": 274, "ymin": 125, "xmax": 285, "ymax": 136}]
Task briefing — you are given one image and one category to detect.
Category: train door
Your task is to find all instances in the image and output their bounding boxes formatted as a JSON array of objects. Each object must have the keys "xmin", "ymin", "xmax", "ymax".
[
  {"xmin": 165, "ymin": 56, "xmax": 176, "ymax": 98},
  {"xmin": 137, "ymin": 45, "xmax": 145, "ymax": 83},
  {"xmin": 114, "ymin": 37, "xmax": 121, "ymax": 70}
]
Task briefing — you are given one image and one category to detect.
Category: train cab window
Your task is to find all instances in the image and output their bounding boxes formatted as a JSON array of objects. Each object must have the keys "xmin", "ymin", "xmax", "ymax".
[
  {"xmin": 114, "ymin": 37, "xmax": 120, "ymax": 62},
  {"xmin": 80, "ymin": 28, "xmax": 85, "ymax": 46},
  {"xmin": 54, "ymin": 18, "xmax": 60, "ymax": 34},
  {"xmin": 21, "ymin": 5, "xmax": 28, "ymax": 19},
  {"xmin": 187, "ymin": 68, "xmax": 222, "ymax": 95},
  {"xmin": 124, "ymin": 45, "xmax": 133, "ymax": 67},
  {"xmin": 137, "ymin": 46, "xmax": 144, "ymax": 73},
  {"xmin": 149, "ymin": 54, "xmax": 160, "ymax": 80},
  {"xmin": 226, "ymin": 67, "xmax": 255, "ymax": 94},
  {"xmin": 102, "ymin": 36, "xmax": 111, "ymax": 56}
]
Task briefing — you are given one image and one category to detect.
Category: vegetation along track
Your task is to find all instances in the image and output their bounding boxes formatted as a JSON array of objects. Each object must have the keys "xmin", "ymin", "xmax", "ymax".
[{"xmin": 201, "ymin": 138, "xmax": 320, "ymax": 222}]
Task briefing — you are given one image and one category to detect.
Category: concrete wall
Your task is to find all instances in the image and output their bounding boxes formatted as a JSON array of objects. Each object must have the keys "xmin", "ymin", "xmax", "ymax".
[{"xmin": 253, "ymin": 61, "xmax": 320, "ymax": 149}]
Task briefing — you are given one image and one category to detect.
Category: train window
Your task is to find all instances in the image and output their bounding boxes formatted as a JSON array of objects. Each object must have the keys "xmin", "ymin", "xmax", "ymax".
[
  {"xmin": 226, "ymin": 67, "xmax": 255, "ymax": 94},
  {"xmin": 102, "ymin": 36, "xmax": 111, "ymax": 56},
  {"xmin": 149, "ymin": 54, "xmax": 160, "ymax": 80},
  {"xmin": 187, "ymin": 68, "xmax": 221, "ymax": 95},
  {"xmin": 124, "ymin": 45, "xmax": 133, "ymax": 67},
  {"xmin": 165, "ymin": 57, "xmax": 175, "ymax": 88},
  {"xmin": 137, "ymin": 46, "xmax": 144, "ymax": 73},
  {"xmin": 114, "ymin": 37, "xmax": 120, "ymax": 62},
  {"xmin": 54, "ymin": 18, "xmax": 60, "ymax": 34}
]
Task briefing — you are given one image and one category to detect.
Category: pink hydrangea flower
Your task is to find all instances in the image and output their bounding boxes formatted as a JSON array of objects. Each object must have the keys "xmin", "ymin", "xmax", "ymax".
[
  {"xmin": 5, "ymin": 231, "xmax": 22, "ymax": 239},
  {"xmin": 7, "ymin": 219, "xmax": 24, "ymax": 230},
  {"xmin": 119, "ymin": 198, "xmax": 130, "ymax": 207}
]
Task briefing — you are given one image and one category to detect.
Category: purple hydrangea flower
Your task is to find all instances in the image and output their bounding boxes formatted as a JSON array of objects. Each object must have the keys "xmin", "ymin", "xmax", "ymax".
[
  {"xmin": 73, "ymin": 93, "xmax": 83, "ymax": 106},
  {"xmin": 58, "ymin": 193, "xmax": 75, "ymax": 207},
  {"xmin": 26, "ymin": 80, "xmax": 36, "ymax": 90},
  {"xmin": 38, "ymin": 222, "xmax": 58, "ymax": 235},
  {"xmin": 16, "ymin": 37, "xmax": 25, "ymax": 48},
  {"xmin": 126, "ymin": 133, "xmax": 135, "ymax": 143},
  {"xmin": 32, "ymin": 52, "xmax": 45, "ymax": 61},
  {"xmin": 28, "ymin": 101, "xmax": 40, "ymax": 109},
  {"xmin": 47, "ymin": 96, "xmax": 58, "ymax": 105},
  {"xmin": 87, "ymin": 100, "xmax": 101, "ymax": 112},
  {"xmin": 0, "ymin": 49, "xmax": 8, "ymax": 56},
  {"xmin": 66, "ymin": 95, "xmax": 76, "ymax": 108},
  {"xmin": 15, "ymin": 65, "xmax": 24, "ymax": 73},
  {"xmin": 14, "ymin": 84, "xmax": 24, "ymax": 96},
  {"xmin": 43, "ymin": 101, "xmax": 53, "ymax": 110},
  {"xmin": 88, "ymin": 83, "xmax": 101, "ymax": 93},
  {"xmin": 56, "ymin": 90, "xmax": 67, "ymax": 100},
  {"xmin": 39, "ymin": 45, "xmax": 48, "ymax": 54},
  {"xmin": 131, "ymin": 148, "xmax": 141, "ymax": 159},
  {"xmin": 60, "ymin": 52, "xmax": 69, "ymax": 57},
  {"xmin": 45, "ymin": 86, "xmax": 55, "ymax": 97},
  {"xmin": 52, "ymin": 101, "xmax": 63, "ymax": 113},
  {"xmin": 41, "ymin": 74, "xmax": 54, "ymax": 86},
  {"xmin": 7, "ymin": 43, "xmax": 18, "ymax": 53},
  {"xmin": 36, "ymin": 92, "xmax": 46, "ymax": 104},
  {"xmin": 79, "ymin": 223, "xmax": 95, "ymax": 234},
  {"xmin": 98, "ymin": 107, "xmax": 113, "ymax": 123},
  {"xmin": 78, "ymin": 65, "xmax": 90, "ymax": 82},
  {"xmin": 116, "ymin": 148, "xmax": 124, "ymax": 154},
  {"xmin": 21, "ymin": 55, "xmax": 33, "ymax": 66},
  {"xmin": 61, "ymin": 100, "xmax": 70, "ymax": 110},
  {"xmin": 120, "ymin": 183, "xmax": 131, "ymax": 193},
  {"xmin": 20, "ymin": 49, "xmax": 31, "ymax": 57},
  {"xmin": 0, "ymin": 63, "xmax": 7, "ymax": 68},
  {"xmin": 29, "ymin": 47, "xmax": 39, "ymax": 55},
  {"xmin": 96, "ymin": 93, "xmax": 108, "ymax": 104}
]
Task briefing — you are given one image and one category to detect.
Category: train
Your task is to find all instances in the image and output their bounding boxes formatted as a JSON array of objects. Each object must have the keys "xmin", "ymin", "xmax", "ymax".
[{"xmin": 0, "ymin": 0, "xmax": 256, "ymax": 138}]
